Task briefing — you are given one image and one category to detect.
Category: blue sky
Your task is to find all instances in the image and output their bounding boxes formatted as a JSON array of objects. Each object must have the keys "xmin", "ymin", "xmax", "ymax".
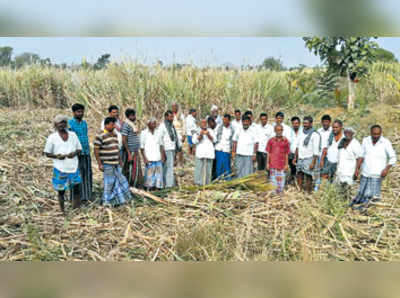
[{"xmin": 1, "ymin": 37, "xmax": 400, "ymax": 67}]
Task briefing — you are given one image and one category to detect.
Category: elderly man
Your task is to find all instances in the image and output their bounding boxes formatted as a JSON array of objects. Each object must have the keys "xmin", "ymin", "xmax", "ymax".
[
  {"xmin": 68, "ymin": 103, "xmax": 92, "ymax": 202},
  {"xmin": 159, "ymin": 110, "xmax": 182, "ymax": 188},
  {"xmin": 140, "ymin": 118, "xmax": 163, "ymax": 190},
  {"xmin": 255, "ymin": 113, "xmax": 274, "ymax": 171},
  {"xmin": 208, "ymin": 105, "xmax": 223, "ymax": 126},
  {"xmin": 94, "ymin": 117, "xmax": 132, "ymax": 207},
  {"xmin": 320, "ymin": 120, "xmax": 344, "ymax": 182},
  {"xmin": 44, "ymin": 115, "xmax": 82, "ymax": 214},
  {"xmin": 232, "ymin": 115, "xmax": 257, "ymax": 178},
  {"xmin": 193, "ymin": 119, "xmax": 216, "ymax": 185},
  {"xmin": 215, "ymin": 114, "xmax": 235, "ymax": 180},
  {"xmin": 293, "ymin": 116, "xmax": 321, "ymax": 193},
  {"xmin": 350, "ymin": 125, "xmax": 397, "ymax": 209},
  {"xmin": 335, "ymin": 127, "xmax": 362, "ymax": 199}
]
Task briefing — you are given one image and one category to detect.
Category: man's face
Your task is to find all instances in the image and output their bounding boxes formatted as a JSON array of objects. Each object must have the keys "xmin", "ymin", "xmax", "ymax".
[
  {"xmin": 110, "ymin": 109, "xmax": 119, "ymax": 119},
  {"xmin": 275, "ymin": 125, "xmax": 283, "ymax": 137},
  {"xmin": 55, "ymin": 120, "xmax": 67, "ymax": 131},
  {"xmin": 167, "ymin": 113, "xmax": 174, "ymax": 122},
  {"xmin": 172, "ymin": 104, "xmax": 178, "ymax": 113},
  {"xmin": 192, "ymin": 111, "xmax": 197, "ymax": 118},
  {"xmin": 260, "ymin": 116, "xmax": 268, "ymax": 126},
  {"xmin": 148, "ymin": 121, "xmax": 156, "ymax": 130},
  {"xmin": 322, "ymin": 119, "xmax": 331, "ymax": 130},
  {"xmin": 208, "ymin": 120, "xmax": 216, "ymax": 129},
  {"xmin": 128, "ymin": 113, "xmax": 136, "ymax": 122},
  {"xmin": 105, "ymin": 122, "xmax": 115, "ymax": 132},
  {"xmin": 200, "ymin": 119, "xmax": 207, "ymax": 130},
  {"xmin": 235, "ymin": 112, "xmax": 241, "ymax": 121},
  {"xmin": 292, "ymin": 120, "xmax": 300, "ymax": 130},
  {"xmin": 371, "ymin": 128, "xmax": 382, "ymax": 143},
  {"xmin": 303, "ymin": 120, "xmax": 312, "ymax": 130},
  {"xmin": 73, "ymin": 109, "xmax": 84, "ymax": 120},
  {"xmin": 332, "ymin": 122, "xmax": 342, "ymax": 135},
  {"xmin": 242, "ymin": 119, "xmax": 250, "ymax": 129},
  {"xmin": 223, "ymin": 117, "xmax": 230, "ymax": 127},
  {"xmin": 276, "ymin": 116, "xmax": 284, "ymax": 124},
  {"xmin": 344, "ymin": 130, "xmax": 354, "ymax": 140},
  {"xmin": 211, "ymin": 109, "xmax": 218, "ymax": 117}
]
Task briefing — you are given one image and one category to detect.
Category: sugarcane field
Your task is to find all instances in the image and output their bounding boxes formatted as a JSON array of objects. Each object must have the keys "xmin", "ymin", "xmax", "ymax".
[{"xmin": 0, "ymin": 38, "xmax": 400, "ymax": 261}]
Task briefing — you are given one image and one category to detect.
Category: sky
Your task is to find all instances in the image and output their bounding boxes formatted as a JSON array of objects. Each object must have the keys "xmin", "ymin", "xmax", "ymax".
[{"xmin": 1, "ymin": 37, "xmax": 400, "ymax": 67}]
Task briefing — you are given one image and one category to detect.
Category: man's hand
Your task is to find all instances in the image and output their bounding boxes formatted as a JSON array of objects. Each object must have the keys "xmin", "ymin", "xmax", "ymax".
[
  {"xmin": 98, "ymin": 164, "xmax": 104, "ymax": 172},
  {"xmin": 66, "ymin": 152, "xmax": 76, "ymax": 159},
  {"xmin": 292, "ymin": 158, "xmax": 297, "ymax": 165},
  {"xmin": 252, "ymin": 155, "xmax": 256, "ymax": 162},
  {"xmin": 266, "ymin": 164, "xmax": 270, "ymax": 171},
  {"xmin": 143, "ymin": 157, "xmax": 149, "ymax": 165},
  {"xmin": 381, "ymin": 168, "xmax": 389, "ymax": 178},
  {"xmin": 284, "ymin": 164, "xmax": 289, "ymax": 171},
  {"xmin": 231, "ymin": 152, "xmax": 236, "ymax": 160},
  {"xmin": 56, "ymin": 154, "xmax": 66, "ymax": 160},
  {"xmin": 162, "ymin": 153, "xmax": 166, "ymax": 163},
  {"xmin": 354, "ymin": 169, "xmax": 360, "ymax": 180},
  {"xmin": 309, "ymin": 162, "xmax": 315, "ymax": 171},
  {"xmin": 128, "ymin": 152, "xmax": 133, "ymax": 162},
  {"xmin": 174, "ymin": 158, "xmax": 177, "ymax": 167},
  {"xmin": 182, "ymin": 135, "xmax": 186, "ymax": 143},
  {"xmin": 120, "ymin": 160, "xmax": 124, "ymax": 168},
  {"xmin": 319, "ymin": 160, "xmax": 324, "ymax": 169}
]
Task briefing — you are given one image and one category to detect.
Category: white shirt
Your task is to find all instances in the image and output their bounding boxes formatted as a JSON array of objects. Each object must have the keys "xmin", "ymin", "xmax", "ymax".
[
  {"xmin": 318, "ymin": 127, "xmax": 332, "ymax": 156},
  {"xmin": 290, "ymin": 128, "xmax": 301, "ymax": 154},
  {"xmin": 256, "ymin": 123, "xmax": 274, "ymax": 153},
  {"xmin": 361, "ymin": 136, "xmax": 397, "ymax": 178},
  {"xmin": 193, "ymin": 128, "xmax": 216, "ymax": 159},
  {"xmin": 337, "ymin": 139, "xmax": 362, "ymax": 185},
  {"xmin": 173, "ymin": 112, "xmax": 186, "ymax": 137},
  {"xmin": 215, "ymin": 124, "xmax": 234, "ymax": 153},
  {"xmin": 44, "ymin": 131, "xmax": 82, "ymax": 173},
  {"xmin": 296, "ymin": 130, "xmax": 321, "ymax": 159},
  {"xmin": 273, "ymin": 122, "xmax": 293, "ymax": 145},
  {"xmin": 233, "ymin": 127, "xmax": 256, "ymax": 156},
  {"xmin": 140, "ymin": 128, "xmax": 162, "ymax": 162},
  {"xmin": 231, "ymin": 119, "xmax": 242, "ymax": 132},
  {"xmin": 158, "ymin": 122, "xmax": 182, "ymax": 151},
  {"xmin": 326, "ymin": 134, "xmax": 345, "ymax": 163},
  {"xmin": 185, "ymin": 114, "xmax": 197, "ymax": 136}
]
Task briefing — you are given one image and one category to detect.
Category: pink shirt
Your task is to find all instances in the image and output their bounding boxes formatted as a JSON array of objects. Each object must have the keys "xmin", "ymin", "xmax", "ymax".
[{"xmin": 266, "ymin": 137, "xmax": 290, "ymax": 170}]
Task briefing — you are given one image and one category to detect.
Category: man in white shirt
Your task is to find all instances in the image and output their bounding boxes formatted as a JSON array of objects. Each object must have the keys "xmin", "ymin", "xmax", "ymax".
[
  {"xmin": 215, "ymin": 114, "xmax": 235, "ymax": 180},
  {"xmin": 172, "ymin": 102, "xmax": 186, "ymax": 163},
  {"xmin": 185, "ymin": 108, "xmax": 197, "ymax": 155},
  {"xmin": 255, "ymin": 113, "xmax": 274, "ymax": 171},
  {"xmin": 140, "ymin": 118, "xmax": 163, "ymax": 190},
  {"xmin": 158, "ymin": 110, "xmax": 182, "ymax": 188},
  {"xmin": 232, "ymin": 115, "xmax": 257, "ymax": 178},
  {"xmin": 320, "ymin": 119, "xmax": 345, "ymax": 182},
  {"xmin": 273, "ymin": 111, "xmax": 294, "ymax": 145},
  {"xmin": 193, "ymin": 119, "xmax": 216, "ymax": 185},
  {"xmin": 335, "ymin": 127, "xmax": 362, "ymax": 198},
  {"xmin": 350, "ymin": 125, "xmax": 397, "ymax": 209},
  {"xmin": 231, "ymin": 109, "xmax": 242, "ymax": 132},
  {"xmin": 315, "ymin": 114, "xmax": 332, "ymax": 190},
  {"xmin": 43, "ymin": 115, "xmax": 82, "ymax": 214},
  {"xmin": 293, "ymin": 116, "xmax": 321, "ymax": 193},
  {"xmin": 288, "ymin": 116, "xmax": 301, "ymax": 184}
]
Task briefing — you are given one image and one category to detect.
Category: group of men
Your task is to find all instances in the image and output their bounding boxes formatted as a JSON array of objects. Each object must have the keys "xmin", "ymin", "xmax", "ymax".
[{"xmin": 43, "ymin": 102, "xmax": 397, "ymax": 214}]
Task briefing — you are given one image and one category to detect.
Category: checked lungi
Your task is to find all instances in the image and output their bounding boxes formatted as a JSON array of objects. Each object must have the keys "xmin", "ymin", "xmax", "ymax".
[
  {"xmin": 103, "ymin": 164, "xmax": 132, "ymax": 205},
  {"xmin": 350, "ymin": 176, "xmax": 382, "ymax": 206},
  {"xmin": 270, "ymin": 168, "xmax": 286, "ymax": 193}
]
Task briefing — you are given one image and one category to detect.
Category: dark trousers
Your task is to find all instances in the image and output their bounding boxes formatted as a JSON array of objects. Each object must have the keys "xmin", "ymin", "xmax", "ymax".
[{"xmin": 256, "ymin": 152, "xmax": 268, "ymax": 171}]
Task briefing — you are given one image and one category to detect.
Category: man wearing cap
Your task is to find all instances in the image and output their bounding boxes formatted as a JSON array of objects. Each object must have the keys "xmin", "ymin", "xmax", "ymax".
[{"xmin": 44, "ymin": 115, "xmax": 82, "ymax": 214}]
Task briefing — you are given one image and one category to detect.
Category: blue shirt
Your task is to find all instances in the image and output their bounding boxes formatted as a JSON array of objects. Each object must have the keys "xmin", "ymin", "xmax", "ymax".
[{"xmin": 68, "ymin": 118, "xmax": 90, "ymax": 155}]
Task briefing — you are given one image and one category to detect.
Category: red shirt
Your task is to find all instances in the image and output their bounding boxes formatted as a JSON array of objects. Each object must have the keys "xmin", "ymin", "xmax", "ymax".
[{"xmin": 266, "ymin": 137, "xmax": 290, "ymax": 170}]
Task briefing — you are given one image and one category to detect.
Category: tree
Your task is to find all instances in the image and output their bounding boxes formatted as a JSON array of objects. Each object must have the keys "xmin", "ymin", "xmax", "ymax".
[
  {"xmin": 259, "ymin": 57, "xmax": 285, "ymax": 71},
  {"xmin": 303, "ymin": 37, "xmax": 378, "ymax": 110},
  {"xmin": 14, "ymin": 52, "xmax": 41, "ymax": 68},
  {"xmin": 93, "ymin": 53, "xmax": 111, "ymax": 70},
  {"xmin": 374, "ymin": 47, "xmax": 398, "ymax": 63},
  {"xmin": 0, "ymin": 46, "xmax": 13, "ymax": 67}
]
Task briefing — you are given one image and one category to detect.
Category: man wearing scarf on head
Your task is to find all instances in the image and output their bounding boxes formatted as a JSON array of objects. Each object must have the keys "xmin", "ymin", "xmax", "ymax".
[
  {"xmin": 293, "ymin": 116, "xmax": 321, "ymax": 193},
  {"xmin": 158, "ymin": 110, "xmax": 182, "ymax": 188}
]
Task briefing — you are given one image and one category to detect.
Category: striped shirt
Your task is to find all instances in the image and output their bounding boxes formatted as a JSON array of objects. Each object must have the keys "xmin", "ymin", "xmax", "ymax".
[
  {"xmin": 94, "ymin": 130, "xmax": 120, "ymax": 165},
  {"xmin": 121, "ymin": 122, "xmax": 140, "ymax": 152}
]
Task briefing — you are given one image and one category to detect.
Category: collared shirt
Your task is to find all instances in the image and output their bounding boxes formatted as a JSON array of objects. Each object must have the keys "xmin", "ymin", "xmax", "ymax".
[
  {"xmin": 186, "ymin": 114, "xmax": 197, "ymax": 136},
  {"xmin": 361, "ymin": 136, "xmax": 397, "ymax": 178},
  {"xmin": 193, "ymin": 128, "xmax": 216, "ymax": 159},
  {"xmin": 94, "ymin": 130, "xmax": 120, "ymax": 165},
  {"xmin": 290, "ymin": 128, "xmax": 301, "ymax": 154},
  {"xmin": 173, "ymin": 112, "xmax": 186, "ymax": 137},
  {"xmin": 318, "ymin": 127, "xmax": 332, "ymax": 156},
  {"xmin": 296, "ymin": 130, "xmax": 321, "ymax": 159},
  {"xmin": 267, "ymin": 137, "xmax": 290, "ymax": 170},
  {"xmin": 337, "ymin": 138, "xmax": 362, "ymax": 180},
  {"xmin": 44, "ymin": 131, "xmax": 82, "ymax": 173},
  {"xmin": 68, "ymin": 118, "xmax": 90, "ymax": 155},
  {"xmin": 326, "ymin": 134, "xmax": 345, "ymax": 163},
  {"xmin": 215, "ymin": 124, "xmax": 234, "ymax": 153},
  {"xmin": 273, "ymin": 122, "xmax": 294, "ymax": 145},
  {"xmin": 233, "ymin": 127, "xmax": 256, "ymax": 156},
  {"xmin": 140, "ymin": 128, "xmax": 162, "ymax": 162},
  {"xmin": 231, "ymin": 119, "xmax": 242, "ymax": 132},
  {"xmin": 100, "ymin": 119, "xmax": 123, "ymax": 149},
  {"xmin": 158, "ymin": 122, "xmax": 182, "ymax": 151},
  {"xmin": 256, "ymin": 123, "xmax": 274, "ymax": 153}
]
